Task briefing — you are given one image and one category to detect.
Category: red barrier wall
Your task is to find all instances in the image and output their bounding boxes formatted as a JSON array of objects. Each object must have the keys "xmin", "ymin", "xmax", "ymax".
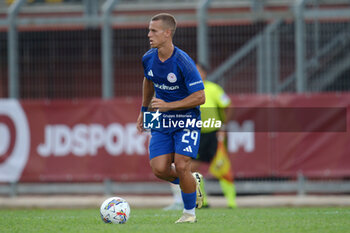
[
  {"xmin": 0, "ymin": 93, "xmax": 349, "ymax": 182},
  {"xmin": 228, "ymin": 94, "xmax": 349, "ymax": 178}
]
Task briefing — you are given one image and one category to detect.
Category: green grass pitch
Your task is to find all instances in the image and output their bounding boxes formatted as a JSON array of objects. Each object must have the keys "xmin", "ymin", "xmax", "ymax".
[{"xmin": 1, "ymin": 207, "xmax": 349, "ymax": 233}]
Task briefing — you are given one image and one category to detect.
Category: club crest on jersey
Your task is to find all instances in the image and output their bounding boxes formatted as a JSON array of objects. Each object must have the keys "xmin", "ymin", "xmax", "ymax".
[{"xmin": 167, "ymin": 73, "xmax": 177, "ymax": 83}]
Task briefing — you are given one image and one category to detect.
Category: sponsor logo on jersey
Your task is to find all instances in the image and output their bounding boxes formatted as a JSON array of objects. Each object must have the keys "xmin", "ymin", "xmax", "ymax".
[
  {"xmin": 189, "ymin": 80, "xmax": 203, "ymax": 86},
  {"xmin": 148, "ymin": 70, "xmax": 154, "ymax": 77},
  {"xmin": 153, "ymin": 82, "xmax": 179, "ymax": 91},
  {"xmin": 167, "ymin": 73, "xmax": 177, "ymax": 83}
]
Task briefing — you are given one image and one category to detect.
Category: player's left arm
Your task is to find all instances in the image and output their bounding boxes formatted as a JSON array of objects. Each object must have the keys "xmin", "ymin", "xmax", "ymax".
[{"xmin": 151, "ymin": 89, "xmax": 205, "ymax": 111}]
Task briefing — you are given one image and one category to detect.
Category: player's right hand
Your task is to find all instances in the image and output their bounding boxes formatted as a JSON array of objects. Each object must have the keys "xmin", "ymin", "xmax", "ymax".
[{"xmin": 136, "ymin": 112, "xmax": 144, "ymax": 133}]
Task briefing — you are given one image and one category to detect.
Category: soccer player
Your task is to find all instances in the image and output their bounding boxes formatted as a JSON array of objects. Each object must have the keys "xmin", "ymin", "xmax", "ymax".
[{"xmin": 136, "ymin": 13, "xmax": 205, "ymax": 223}]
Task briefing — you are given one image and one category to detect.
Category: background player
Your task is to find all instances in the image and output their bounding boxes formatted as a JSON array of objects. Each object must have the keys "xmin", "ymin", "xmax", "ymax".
[
  {"xmin": 193, "ymin": 63, "xmax": 237, "ymax": 208},
  {"xmin": 164, "ymin": 63, "xmax": 237, "ymax": 210}
]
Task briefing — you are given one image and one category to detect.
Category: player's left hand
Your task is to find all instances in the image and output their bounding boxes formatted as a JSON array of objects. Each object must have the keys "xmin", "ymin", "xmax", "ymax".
[{"xmin": 151, "ymin": 97, "xmax": 170, "ymax": 112}]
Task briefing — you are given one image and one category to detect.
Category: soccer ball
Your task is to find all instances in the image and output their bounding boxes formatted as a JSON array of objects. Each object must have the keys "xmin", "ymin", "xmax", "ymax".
[{"xmin": 100, "ymin": 197, "xmax": 131, "ymax": 224}]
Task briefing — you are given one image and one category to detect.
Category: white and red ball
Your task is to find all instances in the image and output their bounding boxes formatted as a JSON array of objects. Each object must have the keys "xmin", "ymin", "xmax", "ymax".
[{"xmin": 100, "ymin": 197, "xmax": 130, "ymax": 224}]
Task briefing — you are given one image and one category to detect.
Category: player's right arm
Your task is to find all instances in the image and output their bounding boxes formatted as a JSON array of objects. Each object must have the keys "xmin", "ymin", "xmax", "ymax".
[{"xmin": 137, "ymin": 77, "xmax": 154, "ymax": 132}]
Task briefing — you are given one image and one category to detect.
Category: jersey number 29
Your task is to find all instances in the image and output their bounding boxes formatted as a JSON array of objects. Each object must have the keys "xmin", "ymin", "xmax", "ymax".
[{"xmin": 181, "ymin": 129, "xmax": 198, "ymax": 146}]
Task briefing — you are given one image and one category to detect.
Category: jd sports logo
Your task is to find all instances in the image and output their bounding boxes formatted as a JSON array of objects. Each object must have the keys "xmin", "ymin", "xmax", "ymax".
[
  {"xmin": 0, "ymin": 100, "xmax": 30, "ymax": 182},
  {"xmin": 148, "ymin": 70, "xmax": 154, "ymax": 77},
  {"xmin": 183, "ymin": 145, "xmax": 192, "ymax": 153}
]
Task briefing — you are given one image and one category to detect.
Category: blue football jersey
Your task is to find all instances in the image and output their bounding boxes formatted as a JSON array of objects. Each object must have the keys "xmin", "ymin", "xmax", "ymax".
[{"xmin": 142, "ymin": 46, "xmax": 204, "ymax": 122}]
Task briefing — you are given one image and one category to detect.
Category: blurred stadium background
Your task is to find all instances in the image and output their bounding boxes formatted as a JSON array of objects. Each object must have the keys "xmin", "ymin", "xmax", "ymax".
[{"xmin": 0, "ymin": 0, "xmax": 350, "ymax": 207}]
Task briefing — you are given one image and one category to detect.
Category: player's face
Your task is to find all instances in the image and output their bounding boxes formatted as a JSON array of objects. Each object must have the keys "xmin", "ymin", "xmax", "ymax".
[{"xmin": 148, "ymin": 20, "xmax": 169, "ymax": 48}]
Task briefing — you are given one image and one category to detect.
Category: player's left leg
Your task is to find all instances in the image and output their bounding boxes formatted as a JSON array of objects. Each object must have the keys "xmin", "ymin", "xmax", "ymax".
[
  {"xmin": 163, "ymin": 163, "xmax": 184, "ymax": 211},
  {"xmin": 191, "ymin": 159, "xmax": 209, "ymax": 207},
  {"xmin": 190, "ymin": 131, "xmax": 219, "ymax": 208},
  {"xmin": 174, "ymin": 153, "xmax": 197, "ymax": 223},
  {"xmin": 174, "ymin": 154, "xmax": 196, "ymax": 193},
  {"xmin": 173, "ymin": 129, "xmax": 203, "ymax": 223}
]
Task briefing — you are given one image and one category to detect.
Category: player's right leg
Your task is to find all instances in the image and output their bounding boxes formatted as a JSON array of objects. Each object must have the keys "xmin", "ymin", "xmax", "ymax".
[
  {"xmin": 163, "ymin": 183, "xmax": 184, "ymax": 211},
  {"xmin": 148, "ymin": 131, "xmax": 179, "ymax": 183},
  {"xmin": 150, "ymin": 154, "xmax": 178, "ymax": 182}
]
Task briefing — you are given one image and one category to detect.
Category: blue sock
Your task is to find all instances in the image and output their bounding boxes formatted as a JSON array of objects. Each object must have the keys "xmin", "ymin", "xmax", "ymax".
[
  {"xmin": 171, "ymin": 178, "xmax": 180, "ymax": 184},
  {"xmin": 181, "ymin": 191, "xmax": 196, "ymax": 210}
]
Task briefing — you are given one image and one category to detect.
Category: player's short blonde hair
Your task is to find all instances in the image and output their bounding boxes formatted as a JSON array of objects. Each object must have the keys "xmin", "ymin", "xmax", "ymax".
[{"xmin": 151, "ymin": 13, "xmax": 177, "ymax": 37}]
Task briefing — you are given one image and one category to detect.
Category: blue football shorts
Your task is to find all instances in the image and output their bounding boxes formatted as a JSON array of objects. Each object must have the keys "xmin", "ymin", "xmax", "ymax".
[{"xmin": 149, "ymin": 129, "xmax": 201, "ymax": 160}]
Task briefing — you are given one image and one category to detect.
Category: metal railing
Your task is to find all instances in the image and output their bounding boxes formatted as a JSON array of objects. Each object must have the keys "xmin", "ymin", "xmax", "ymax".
[
  {"xmin": 207, "ymin": 0, "xmax": 350, "ymax": 94},
  {"xmin": 1, "ymin": 0, "xmax": 349, "ymax": 96},
  {"xmin": 2, "ymin": 174, "xmax": 350, "ymax": 196}
]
